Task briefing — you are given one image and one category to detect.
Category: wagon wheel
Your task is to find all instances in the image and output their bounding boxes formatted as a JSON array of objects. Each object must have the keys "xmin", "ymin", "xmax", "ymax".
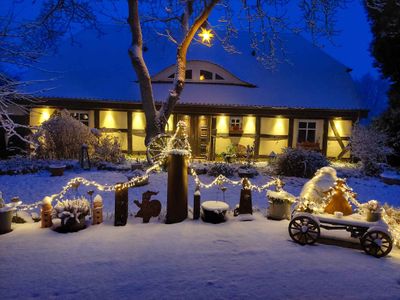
[
  {"xmin": 288, "ymin": 215, "xmax": 320, "ymax": 245},
  {"xmin": 146, "ymin": 134, "xmax": 171, "ymax": 164},
  {"xmin": 361, "ymin": 230, "xmax": 393, "ymax": 258}
]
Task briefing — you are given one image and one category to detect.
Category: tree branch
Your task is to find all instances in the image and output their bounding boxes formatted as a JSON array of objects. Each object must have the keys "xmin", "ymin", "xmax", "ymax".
[{"xmin": 159, "ymin": 0, "xmax": 220, "ymax": 122}]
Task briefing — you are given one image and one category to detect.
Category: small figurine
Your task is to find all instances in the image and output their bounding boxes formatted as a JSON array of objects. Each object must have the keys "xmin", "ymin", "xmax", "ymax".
[
  {"xmin": 134, "ymin": 191, "xmax": 161, "ymax": 223},
  {"xmin": 92, "ymin": 195, "xmax": 103, "ymax": 225},
  {"xmin": 324, "ymin": 179, "xmax": 353, "ymax": 216},
  {"xmin": 41, "ymin": 196, "xmax": 53, "ymax": 228}
]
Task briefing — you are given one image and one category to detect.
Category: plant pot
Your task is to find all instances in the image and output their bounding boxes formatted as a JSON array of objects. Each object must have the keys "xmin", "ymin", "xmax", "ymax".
[
  {"xmin": 49, "ymin": 165, "xmax": 66, "ymax": 176},
  {"xmin": 366, "ymin": 211, "xmax": 381, "ymax": 222},
  {"xmin": 201, "ymin": 201, "xmax": 229, "ymax": 224},
  {"xmin": 0, "ymin": 209, "xmax": 14, "ymax": 234},
  {"xmin": 56, "ymin": 215, "xmax": 87, "ymax": 233},
  {"xmin": 267, "ymin": 200, "xmax": 292, "ymax": 220}
]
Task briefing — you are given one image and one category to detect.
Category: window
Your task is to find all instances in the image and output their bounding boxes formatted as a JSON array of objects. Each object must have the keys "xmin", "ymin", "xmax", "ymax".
[
  {"xmin": 167, "ymin": 70, "xmax": 192, "ymax": 79},
  {"xmin": 71, "ymin": 111, "xmax": 90, "ymax": 126},
  {"xmin": 200, "ymin": 70, "xmax": 213, "ymax": 80},
  {"xmin": 215, "ymin": 73, "xmax": 224, "ymax": 80},
  {"xmin": 185, "ymin": 70, "xmax": 192, "ymax": 79},
  {"xmin": 230, "ymin": 117, "xmax": 242, "ymax": 132},
  {"xmin": 298, "ymin": 121, "xmax": 316, "ymax": 143}
]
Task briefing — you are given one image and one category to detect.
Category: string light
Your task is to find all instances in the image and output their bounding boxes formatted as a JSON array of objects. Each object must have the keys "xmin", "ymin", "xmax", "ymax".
[{"xmin": 12, "ymin": 120, "xmax": 400, "ymax": 248}]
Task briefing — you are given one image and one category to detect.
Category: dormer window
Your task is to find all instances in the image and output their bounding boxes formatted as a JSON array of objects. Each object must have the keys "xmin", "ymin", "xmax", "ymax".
[
  {"xmin": 152, "ymin": 60, "xmax": 256, "ymax": 87},
  {"xmin": 167, "ymin": 70, "xmax": 193, "ymax": 80}
]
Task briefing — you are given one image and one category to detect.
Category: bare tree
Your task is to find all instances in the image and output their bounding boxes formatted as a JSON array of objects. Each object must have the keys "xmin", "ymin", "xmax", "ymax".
[{"xmin": 126, "ymin": 0, "xmax": 345, "ymax": 147}]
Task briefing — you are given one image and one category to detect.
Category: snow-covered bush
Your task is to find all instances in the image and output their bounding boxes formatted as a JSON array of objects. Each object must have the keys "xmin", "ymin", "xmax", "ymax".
[
  {"xmin": 273, "ymin": 148, "xmax": 329, "ymax": 178},
  {"xmin": 31, "ymin": 109, "xmax": 125, "ymax": 164},
  {"xmin": 207, "ymin": 162, "xmax": 235, "ymax": 178},
  {"xmin": 91, "ymin": 134, "xmax": 125, "ymax": 164},
  {"xmin": 52, "ymin": 198, "xmax": 90, "ymax": 227},
  {"xmin": 351, "ymin": 124, "xmax": 392, "ymax": 176},
  {"xmin": 32, "ymin": 110, "xmax": 95, "ymax": 160}
]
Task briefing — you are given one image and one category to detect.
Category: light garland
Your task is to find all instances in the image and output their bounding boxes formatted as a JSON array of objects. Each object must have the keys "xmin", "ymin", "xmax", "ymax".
[{"xmin": 190, "ymin": 167, "xmax": 282, "ymax": 192}]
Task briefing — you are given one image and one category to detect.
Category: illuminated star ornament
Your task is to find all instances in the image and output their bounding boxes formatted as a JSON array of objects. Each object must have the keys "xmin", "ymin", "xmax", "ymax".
[{"xmin": 198, "ymin": 27, "xmax": 214, "ymax": 44}]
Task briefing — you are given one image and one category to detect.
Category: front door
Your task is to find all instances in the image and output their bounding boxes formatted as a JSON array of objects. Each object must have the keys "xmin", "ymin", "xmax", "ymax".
[{"xmin": 196, "ymin": 115, "xmax": 210, "ymax": 158}]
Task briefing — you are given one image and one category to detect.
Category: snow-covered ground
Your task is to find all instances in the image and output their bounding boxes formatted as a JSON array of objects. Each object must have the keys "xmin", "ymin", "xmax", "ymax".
[{"xmin": 1, "ymin": 167, "xmax": 400, "ymax": 299}]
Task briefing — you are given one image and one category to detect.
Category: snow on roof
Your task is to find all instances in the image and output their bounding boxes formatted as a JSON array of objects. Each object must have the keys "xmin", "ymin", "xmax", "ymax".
[{"xmin": 22, "ymin": 26, "xmax": 365, "ymax": 110}]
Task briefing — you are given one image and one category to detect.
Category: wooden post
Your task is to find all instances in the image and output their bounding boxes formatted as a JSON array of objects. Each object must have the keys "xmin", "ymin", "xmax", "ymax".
[
  {"xmin": 322, "ymin": 119, "xmax": 329, "ymax": 156},
  {"xmin": 166, "ymin": 154, "xmax": 188, "ymax": 224},
  {"xmin": 114, "ymin": 183, "xmax": 128, "ymax": 226},
  {"xmin": 238, "ymin": 178, "xmax": 253, "ymax": 215},
  {"xmin": 254, "ymin": 116, "xmax": 261, "ymax": 158},
  {"xmin": 127, "ymin": 111, "xmax": 133, "ymax": 155},
  {"xmin": 288, "ymin": 118, "xmax": 294, "ymax": 148},
  {"xmin": 193, "ymin": 187, "xmax": 201, "ymax": 220}
]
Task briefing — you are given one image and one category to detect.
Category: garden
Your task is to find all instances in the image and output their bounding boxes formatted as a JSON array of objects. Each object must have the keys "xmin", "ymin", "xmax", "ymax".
[{"xmin": 1, "ymin": 112, "xmax": 400, "ymax": 299}]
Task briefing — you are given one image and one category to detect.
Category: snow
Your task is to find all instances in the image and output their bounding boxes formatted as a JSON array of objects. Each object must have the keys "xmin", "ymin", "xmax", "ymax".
[
  {"xmin": 267, "ymin": 190, "xmax": 296, "ymax": 202},
  {"xmin": 1, "ymin": 167, "xmax": 400, "ymax": 299},
  {"xmin": 22, "ymin": 26, "xmax": 364, "ymax": 110},
  {"xmin": 202, "ymin": 201, "xmax": 229, "ymax": 211},
  {"xmin": 1, "ymin": 214, "xmax": 400, "ymax": 299}
]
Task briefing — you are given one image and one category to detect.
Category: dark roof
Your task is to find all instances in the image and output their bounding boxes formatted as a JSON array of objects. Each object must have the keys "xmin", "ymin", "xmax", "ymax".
[{"xmin": 22, "ymin": 26, "xmax": 364, "ymax": 110}]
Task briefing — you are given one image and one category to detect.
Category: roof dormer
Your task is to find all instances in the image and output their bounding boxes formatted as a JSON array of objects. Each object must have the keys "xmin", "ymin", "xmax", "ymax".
[{"xmin": 152, "ymin": 60, "xmax": 255, "ymax": 87}]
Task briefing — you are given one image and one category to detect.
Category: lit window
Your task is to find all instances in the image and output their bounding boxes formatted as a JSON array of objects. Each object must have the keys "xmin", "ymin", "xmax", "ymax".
[
  {"xmin": 71, "ymin": 111, "xmax": 90, "ymax": 126},
  {"xmin": 298, "ymin": 121, "xmax": 316, "ymax": 143},
  {"xmin": 200, "ymin": 70, "xmax": 213, "ymax": 80},
  {"xmin": 230, "ymin": 117, "xmax": 242, "ymax": 132}
]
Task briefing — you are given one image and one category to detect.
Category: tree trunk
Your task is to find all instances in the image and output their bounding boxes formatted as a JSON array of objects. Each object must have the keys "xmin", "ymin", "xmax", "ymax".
[{"xmin": 127, "ymin": 0, "xmax": 220, "ymax": 151}]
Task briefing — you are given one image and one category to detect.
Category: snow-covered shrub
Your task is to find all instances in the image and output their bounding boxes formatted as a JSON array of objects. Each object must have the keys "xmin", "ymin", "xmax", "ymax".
[
  {"xmin": 91, "ymin": 134, "xmax": 125, "ymax": 164},
  {"xmin": 273, "ymin": 148, "xmax": 329, "ymax": 178},
  {"xmin": 32, "ymin": 110, "xmax": 95, "ymax": 160},
  {"xmin": 31, "ymin": 109, "xmax": 125, "ymax": 164},
  {"xmin": 351, "ymin": 124, "xmax": 392, "ymax": 176},
  {"xmin": 52, "ymin": 197, "xmax": 90, "ymax": 227},
  {"xmin": 207, "ymin": 162, "xmax": 235, "ymax": 178}
]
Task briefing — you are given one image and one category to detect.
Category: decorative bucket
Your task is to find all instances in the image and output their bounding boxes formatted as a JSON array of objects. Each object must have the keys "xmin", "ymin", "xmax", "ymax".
[
  {"xmin": 267, "ymin": 199, "xmax": 291, "ymax": 220},
  {"xmin": 0, "ymin": 210, "xmax": 14, "ymax": 234},
  {"xmin": 366, "ymin": 211, "xmax": 381, "ymax": 222}
]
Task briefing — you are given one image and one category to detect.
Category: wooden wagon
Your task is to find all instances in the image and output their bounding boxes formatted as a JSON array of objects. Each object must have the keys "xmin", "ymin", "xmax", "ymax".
[{"xmin": 288, "ymin": 212, "xmax": 393, "ymax": 258}]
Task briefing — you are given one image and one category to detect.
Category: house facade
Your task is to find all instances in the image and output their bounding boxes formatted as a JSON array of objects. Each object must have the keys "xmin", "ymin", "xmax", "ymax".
[{"xmin": 20, "ymin": 27, "xmax": 367, "ymax": 159}]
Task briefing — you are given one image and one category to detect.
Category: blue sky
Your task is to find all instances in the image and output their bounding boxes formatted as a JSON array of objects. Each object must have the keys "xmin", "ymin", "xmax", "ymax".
[
  {"xmin": 321, "ymin": 0, "xmax": 377, "ymax": 79},
  {"xmin": 1, "ymin": 0, "xmax": 377, "ymax": 79}
]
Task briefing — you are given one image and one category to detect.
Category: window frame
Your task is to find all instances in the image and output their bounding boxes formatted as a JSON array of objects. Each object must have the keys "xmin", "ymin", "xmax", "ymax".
[
  {"xmin": 70, "ymin": 111, "xmax": 90, "ymax": 126},
  {"xmin": 229, "ymin": 116, "xmax": 243, "ymax": 133},
  {"xmin": 297, "ymin": 120, "xmax": 317, "ymax": 144}
]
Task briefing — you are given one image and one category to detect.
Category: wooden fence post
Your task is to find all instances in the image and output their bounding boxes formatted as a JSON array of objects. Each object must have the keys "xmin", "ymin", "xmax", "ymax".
[
  {"xmin": 166, "ymin": 153, "xmax": 188, "ymax": 224},
  {"xmin": 114, "ymin": 183, "xmax": 128, "ymax": 226},
  {"xmin": 193, "ymin": 187, "xmax": 201, "ymax": 220}
]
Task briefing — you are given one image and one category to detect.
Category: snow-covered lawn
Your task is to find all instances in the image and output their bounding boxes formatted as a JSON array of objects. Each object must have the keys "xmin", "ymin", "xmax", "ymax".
[{"xmin": 1, "ymin": 168, "xmax": 400, "ymax": 299}]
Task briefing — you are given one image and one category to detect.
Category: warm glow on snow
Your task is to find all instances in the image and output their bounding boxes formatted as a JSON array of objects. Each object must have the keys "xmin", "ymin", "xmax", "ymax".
[{"xmin": 198, "ymin": 27, "xmax": 214, "ymax": 44}]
